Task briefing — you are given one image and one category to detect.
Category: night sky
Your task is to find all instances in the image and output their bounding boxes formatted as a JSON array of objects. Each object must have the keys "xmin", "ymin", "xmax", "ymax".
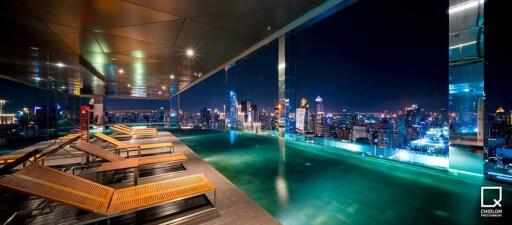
[{"xmin": 181, "ymin": 0, "xmax": 449, "ymax": 113}]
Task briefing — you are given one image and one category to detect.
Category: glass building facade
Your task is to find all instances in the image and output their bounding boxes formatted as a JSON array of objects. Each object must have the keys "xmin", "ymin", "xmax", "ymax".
[{"xmin": 448, "ymin": 0, "xmax": 485, "ymax": 146}]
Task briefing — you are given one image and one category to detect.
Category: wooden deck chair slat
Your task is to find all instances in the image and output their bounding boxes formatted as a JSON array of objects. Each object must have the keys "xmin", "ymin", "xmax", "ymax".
[
  {"xmin": 0, "ymin": 165, "xmax": 215, "ymax": 216},
  {"xmin": 95, "ymin": 133, "xmax": 129, "ymax": 148},
  {"xmin": 36, "ymin": 135, "xmax": 80, "ymax": 161},
  {"xmin": 56, "ymin": 133, "xmax": 81, "ymax": 141},
  {"xmin": 71, "ymin": 141, "xmax": 126, "ymax": 162},
  {"xmin": 111, "ymin": 126, "xmax": 156, "ymax": 137},
  {"xmin": 115, "ymin": 124, "xmax": 156, "ymax": 132},
  {"xmin": 137, "ymin": 153, "xmax": 186, "ymax": 166},
  {"xmin": 110, "ymin": 126, "xmax": 131, "ymax": 135},
  {"xmin": 137, "ymin": 143, "xmax": 173, "ymax": 150},
  {"xmin": 0, "ymin": 164, "xmax": 113, "ymax": 214},
  {"xmin": 108, "ymin": 174, "xmax": 215, "ymax": 214},
  {"xmin": 112, "ymin": 125, "xmax": 157, "ymax": 135},
  {"xmin": 71, "ymin": 141, "xmax": 186, "ymax": 165},
  {"xmin": 95, "ymin": 133, "xmax": 173, "ymax": 152}
]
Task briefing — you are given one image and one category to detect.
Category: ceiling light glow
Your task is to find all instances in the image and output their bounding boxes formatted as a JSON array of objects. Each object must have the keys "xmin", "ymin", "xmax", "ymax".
[
  {"xmin": 449, "ymin": 0, "xmax": 484, "ymax": 14},
  {"xmin": 449, "ymin": 41, "xmax": 477, "ymax": 49},
  {"xmin": 186, "ymin": 49, "xmax": 195, "ymax": 57}
]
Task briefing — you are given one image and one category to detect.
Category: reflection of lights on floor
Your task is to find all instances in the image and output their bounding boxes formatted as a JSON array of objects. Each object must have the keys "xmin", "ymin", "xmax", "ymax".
[
  {"xmin": 391, "ymin": 150, "xmax": 449, "ymax": 168},
  {"xmin": 230, "ymin": 129, "xmax": 237, "ymax": 145},
  {"xmin": 275, "ymin": 175, "xmax": 289, "ymax": 206},
  {"xmin": 487, "ymin": 172, "xmax": 512, "ymax": 182},
  {"xmin": 396, "ymin": 150, "xmax": 411, "ymax": 161}
]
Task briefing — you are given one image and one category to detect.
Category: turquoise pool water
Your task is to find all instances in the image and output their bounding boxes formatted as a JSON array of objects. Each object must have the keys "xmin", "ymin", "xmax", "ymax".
[
  {"xmin": 0, "ymin": 150, "xmax": 11, "ymax": 156},
  {"xmin": 173, "ymin": 129, "xmax": 510, "ymax": 225}
]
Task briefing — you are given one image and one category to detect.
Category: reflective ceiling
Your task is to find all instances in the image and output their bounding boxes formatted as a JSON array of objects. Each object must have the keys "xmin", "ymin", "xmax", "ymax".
[{"xmin": 1, "ymin": 0, "xmax": 327, "ymax": 98}]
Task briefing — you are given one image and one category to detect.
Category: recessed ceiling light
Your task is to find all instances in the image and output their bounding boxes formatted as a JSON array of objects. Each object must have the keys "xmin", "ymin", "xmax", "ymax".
[
  {"xmin": 110, "ymin": 57, "xmax": 117, "ymax": 61},
  {"xmin": 170, "ymin": 74, "xmax": 175, "ymax": 79},
  {"xmin": 127, "ymin": 84, "xmax": 131, "ymax": 87},
  {"xmin": 186, "ymin": 48, "xmax": 195, "ymax": 57},
  {"xmin": 162, "ymin": 86, "xmax": 166, "ymax": 90},
  {"xmin": 118, "ymin": 68, "xmax": 124, "ymax": 74},
  {"xmin": 158, "ymin": 91, "xmax": 162, "ymax": 94}
]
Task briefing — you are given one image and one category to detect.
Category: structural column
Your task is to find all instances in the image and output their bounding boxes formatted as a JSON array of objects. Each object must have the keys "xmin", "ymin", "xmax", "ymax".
[
  {"xmin": 169, "ymin": 77, "xmax": 179, "ymax": 128},
  {"xmin": 278, "ymin": 35, "xmax": 296, "ymax": 134},
  {"xmin": 91, "ymin": 96, "xmax": 104, "ymax": 125},
  {"xmin": 448, "ymin": 0, "xmax": 485, "ymax": 147}
]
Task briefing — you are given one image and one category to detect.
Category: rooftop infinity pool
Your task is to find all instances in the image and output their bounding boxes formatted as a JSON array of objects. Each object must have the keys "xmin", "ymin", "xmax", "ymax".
[{"xmin": 172, "ymin": 129, "xmax": 509, "ymax": 225}]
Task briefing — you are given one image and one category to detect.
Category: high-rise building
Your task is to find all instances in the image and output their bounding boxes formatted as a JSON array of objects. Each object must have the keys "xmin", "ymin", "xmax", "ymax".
[
  {"xmin": 200, "ymin": 108, "xmax": 212, "ymax": 125},
  {"xmin": 314, "ymin": 96, "xmax": 327, "ymax": 135},
  {"xmin": 378, "ymin": 119, "xmax": 394, "ymax": 148},
  {"xmin": 396, "ymin": 114, "xmax": 408, "ymax": 147},
  {"xmin": 296, "ymin": 98, "xmax": 309, "ymax": 133},
  {"xmin": 250, "ymin": 104, "xmax": 258, "ymax": 122},
  {"xmin": 241, "ymin": 100, "xmax": 251, "ymax": 122},
  {"xmin": 315, "ymin": 96, "xmax": 324, "ymax": 115},
  {"xmin": 352, "ymin": 125, "xmax": 368, "ymax": 143}
]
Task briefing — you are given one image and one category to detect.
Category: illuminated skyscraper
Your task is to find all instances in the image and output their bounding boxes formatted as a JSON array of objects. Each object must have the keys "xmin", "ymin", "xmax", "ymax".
[
  {"xmin": 315, "ymin": 96, "xmax": 324, "ymax": 115},
  {"xmin": 314, "ymin": 96, "xmax": 327, "ymax": 135},
  {"xmin": 296, "ymin": 98, "xmax": 309, "ymax": 133}
]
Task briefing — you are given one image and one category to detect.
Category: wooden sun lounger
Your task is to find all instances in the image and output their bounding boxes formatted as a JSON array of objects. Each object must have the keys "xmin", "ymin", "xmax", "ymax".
[
  {"xmin": 71, "ymin": 141, "xmax": 187, "ymax": 185},
  {"xmin": 0, "ymin": 135, "xmax": 80, "ymax": 166},
  {"xmin": 95, "ymin": 133, "xmax": 174, "ymax": 155},
  {"xmin": 0, "ymin": 164, "xmax": 215, "ymax": 217},
  {"xmin": 0, "ymin": 135, "xmax": 80, "ymax": 175},
  {"xmin": 56, "ymin": 133, "xmax": 81, "ymax": 141},
  {"xmin": 0, "ymin": 154, "xmax": 23, "ymax": 165},
  {"xmin": 114, "ymin": 124, "xmax": 157, "ymax": 132},
  {"xmin": 70, "ymin": 141, "xmax": 186, "ymax": 165},
  {"xmin": 110, "ymin": 126, "xmax": 157, "ymax": 138},
  {"xmin": 112, "ymin": 124, "xmax": 157, "ymax": 133}
]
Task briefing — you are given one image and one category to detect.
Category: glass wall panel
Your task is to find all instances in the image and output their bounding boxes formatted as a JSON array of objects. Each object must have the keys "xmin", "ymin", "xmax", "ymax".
[
  {"xmin": 0, "ymin": 2, "xmax": 81, "ymax": 156},
  {"xmin": 483, "ymin": 0, "xmax": 511, "ymax": 182}
]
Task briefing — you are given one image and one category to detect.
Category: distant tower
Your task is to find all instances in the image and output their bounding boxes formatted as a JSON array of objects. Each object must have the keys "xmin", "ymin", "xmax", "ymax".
[
  {"xmin": 315, "ymin": 96, "xmax": 324, "ymax": 115},
  {"xmin": 296, "ymin": 98, "xmax": 309, "ymax": 133},
  {"xmin": 314, "ymin": 96, "xmax": 326, "ymax": 135}
]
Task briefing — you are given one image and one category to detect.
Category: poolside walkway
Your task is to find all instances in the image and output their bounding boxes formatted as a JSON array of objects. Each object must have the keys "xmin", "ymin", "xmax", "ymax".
[{"xmin": 0, "ymin": 131, "xmax": 280, "ymax": 225}]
